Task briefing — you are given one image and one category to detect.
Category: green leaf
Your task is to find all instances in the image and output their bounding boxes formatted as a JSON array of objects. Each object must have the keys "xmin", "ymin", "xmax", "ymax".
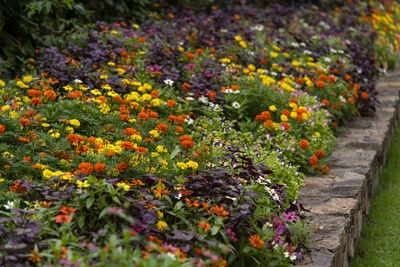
[
  {"xmin": 112, "ymin": 195, "xmax": 121, "ymax": 205},
  {"xmin": 211, "ymin": 225, "xmax": 219, "ymax": 236},
  {"xmin": 86, "ymin": 197, "xmax": 95, "ymax": 209},
  {"xmin": 170, "ymin": 146, "xmax": 180, "ymax": 159}
]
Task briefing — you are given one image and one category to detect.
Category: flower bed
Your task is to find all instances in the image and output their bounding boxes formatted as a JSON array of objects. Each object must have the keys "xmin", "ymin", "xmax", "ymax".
[{"xmin": 0, "ymin": 1, "xmax": 398, "ymax": 266}]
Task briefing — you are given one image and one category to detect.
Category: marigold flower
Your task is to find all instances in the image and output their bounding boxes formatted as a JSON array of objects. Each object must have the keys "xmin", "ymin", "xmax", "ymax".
[
  {"xmin": 121, "ymin": 141, "xmax": 134, "ymax": 150},
  {"xmin": 78, "ymin": 162, "xmax": 93, "ymax": 175},
  {"xmin": 361, "ymin": 92, "xmax": 368, "ymax": 99},
  {"xmin": 94, "ymin": 163, "xmax": 106, "ymax": 172},
  {"xmin": 309, "ymin": 155, "xmax": 318, "ymax": 167},
  {"xmin": 116, "ymin": 162, "xmax": 129, "ymax": 172},
  {"xmin": 316, "ymin": 80, "xmax": 325, "ymax": 88},
  {"xmin": 299, "ymin": 139, "xmax": 309, "ymax": 150},
  {"xmin": 344, "ymin": 74, "xmax": 352, "ymax": 80},
  {"xmin": 315, "ymin": 149, "xmax": 326, "ymax": 159},
  {"xmin": 167, "ymin": 99, "xmax": 177, "ymax": 107},
  {"xmin": 180, "ymin": 135, "xmax": 194, "ymax": 149},
  {"xmin": 157, "ymin": 220, "xmax": 168, "ymax": 231},
  {"xmin": 29, "ymin": 250, "xmax": 43, "ymax": 263},
  {"xmin": 19, "ymin": 118, "xmax": 30, "ymax": 126},
  {"xmin": 249, "ymin": 234, "xmax": 264, "ymax": 249},
  {"xmin": 0, "ymin": 124, "xmax": 5, "ymax": 133}
]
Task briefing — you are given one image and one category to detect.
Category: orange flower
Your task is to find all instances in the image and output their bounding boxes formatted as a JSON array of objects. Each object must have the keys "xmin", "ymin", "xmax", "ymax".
[
  {"xmin": 78, "ymin": 162, "xmax": 93, "ymax": 175},
  {"xmin": 361, "ymin": 92, "xmax": 368, "ymax": 99},
  {"xmin": 249, "ymin": 234, "xmax": 264, "ymax": 249},
  {"xmin": 281, "ymin": 122, "xmax": 290, "ymax": 130},
  {"xmin": 210, "ymin": 205, "xmax": 229, "ymax": 218},
  {"xmin": 344, "ymin": 74, "xmax": 352, "ymax": 80},
  {"xmin": 198, "ymin": 222, "xmax": 211, "ymax": 232},
  {"xmin": 19, "ymin": 118, "xmax": 30, "ymax": 126},
  {"xmin": 94, "ymin": 163, "xmax": 106, "ymax": 172},
  {"xmin": 282, "ymin": 109, "xmax": 291, "ymax": 117},
  {"xmin": 309, "ymin": 155, "xmax": 318, "ymax": 167},
  {"xmin": 167, "ymin": 100, "xmax": 177, "ymax": 107},
  {"xmin": 135, "ymin": 147, "xmax": 148, "ymax": 154},
  {"xmin": 138, "ymin": 37, "xmax": 146, "ymax": 43},
  {"xmin": 186, "ymin": 52, "xmax": 195, "ymax": 60},
  {"xmin": 321, "ymin": 165, "xmax": 330, "ymax": 173},
  {"xmin": 180, "ymin": 135, "xmax": 194, "ymax": 149},
  {"xmin": 157, "ymin": 123, "xmax": 167, "ymax": 133},
  {"xmin": 316, "ymin": 80, "xmax": 325, "ymax": 88},
  {"xmin": 23, "ymin": 156, "xmax": 31, "ymax": 162},
  {"xmin": 206, "ymin": 91, "xmax": 216, "ymax": 101},
  {"xmin": 59, "ymin": 206, "xmax": 76, "ymax": 215},
  {"xmin": 321, "ymin": 99, "xmax": 330, "ymax": 107},
  {"xmin": 299, "ymin": 139, "xmax": 309, "ymax": 150},
  {"xmin": 0, "ymin": 124, "xmax": 4, "ymax": 133},
  {"xmin": 182, "ymin": 83, "xmax": 191, "ymax": 92},
  {"xmin": 29, "ymin": 250, "xmax": 43, "ymax": 263},
  {"xmin": 55, "ymin": 214, "xmax": 72, "ymax": 223},
  {"xmin": 151, "ymin": 90, "xmax": 160, "ymax": 98},
  {"xmin": 255, "ymin": 111, "xmax": 271, "ymax": 121},
  {"xmin": 116, "ymin": 162, "xmax": 129, "ymax": 172},
  {"xmin": 296, "ymin": 77, "xmax": 304, "ymax": 84},
  {"xmin": 315, "ymin": 149, "xmax": 326, "ymax": 159},
  {"xmin": 263, "ymin": 120, "xmax": 274, "ymax": 129},
  {"xmin": 68, "ymin": 90, "xmax": 83, "ymax": 99},
  {"xmin": 121, "ymin": 141, "xmax": 134, "ymax": 150},
  {"xmin": 125, "ymin": 127, "xmax": 140, "ymax": 136},
  {"xmin": 28, "ymin": 89, "xmax": 42, "ymax": 97}
]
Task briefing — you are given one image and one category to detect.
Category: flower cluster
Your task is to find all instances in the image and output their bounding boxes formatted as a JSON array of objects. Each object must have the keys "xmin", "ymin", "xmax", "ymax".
[{"xmin": 0, "ymin": 0, "xmax": 397, "ymax": 266}]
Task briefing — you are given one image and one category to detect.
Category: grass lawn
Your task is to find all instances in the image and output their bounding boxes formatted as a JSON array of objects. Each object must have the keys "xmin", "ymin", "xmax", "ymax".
[{"xmin": 351, "ymin": 123, "xmax": 400, "ymax": 266}]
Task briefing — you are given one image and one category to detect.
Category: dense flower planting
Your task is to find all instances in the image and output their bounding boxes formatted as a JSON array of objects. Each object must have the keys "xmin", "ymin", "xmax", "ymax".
[{"xmin": 0, "ymin": 0, "xmax": 399, "ymax": 266}]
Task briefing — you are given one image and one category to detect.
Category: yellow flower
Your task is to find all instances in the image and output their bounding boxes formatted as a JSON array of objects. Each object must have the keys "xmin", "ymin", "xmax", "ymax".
[
  {"xmin": 9, "ymin": 111, "xmax": 19, "ymax": 118},
  {"xmin": 270, "ymin": 52, "xmax": 278, "ymax": 58},
  {"xmin": 159, "ymin": 159, "xmax": 168, "ymax": 168},
  {"xmin": 269, "ymin": 105, "xmax": 277, "ymax": 112},
  {"xmin": 41, "ymin": 123, "xmax": 50, "ymax": 127},
  {"xmin": 186, "ymin": 160, "xmax": 198, "ymax": 170},
  {"xmin": 290, "ymin": 112, "xmax": 297, "ymax": 119},
  {"xmin": 177, "ymin": 162, "xmax": 188, "ymax": 170},
  {"xmin": 280, "ymin": 115, "xmax": 288, "ymax": 122},
  {"xmin": 17, "ymin": 81, "xmax": 29, "ymax": 89},
  {"xmin": 220, "ymin": 58, "xmax": 231, "ymax": 63},
  {"xmin": 292, "ymin": 60, "xmax": 300, "ymax": 67},
  {"xmin": 143, "ymin": 83, "xmax": 152, "ymax": 90},
  {"xmin": 65, "ymin": 126, "xmax": 74, "ymax": 134},
  {"xmin": 0, "ymin": 178, "xmax": 4, "ymax": 183},
  {"xmin": 43, "ymin": 169, "xmax": 54, "ymax": 179},
  {"xmin": 63, "ymin": 85, "xmax": 73, "ymax": 91},
  {"xmin": 150, "ymin": 98, "xmax": 163, "ymax": 106},
  {"xmin": 141, "ymin": 94, "xmax": 152, "ymax": 102},
  {"xmin": 23, "ymin": 75, "xmax": 33, "ymax": 83},
  {"xmin": 0, "ymin": 80, "xmax": 5, "ymax": 87},
  {"xmin": 234, "ymin": 35, "xmax": 242, "ymax": 41},
  {"xmin": 315, "ymin": 132, "xmax": 321, "ymax": 137},
  {"xmin": 131, "ymin": 134, "xmax": 142, "ymax": 143},
  {"xmin": 301, "ymin": 113, "xmax": 309, "ymax": 120},
  {"xmin": 91, "ymin": 89, "xmax": 102, "ymax": 96},
  {"xmin": 48, "ymin": 129, "xmax": 60, "ymax": 138},
  {"xmin": 156, "ymin": 145, "xmax": 167, "ymax": 153},
  {"xmin": 77, "ymin": 180, "xmax": 90, "ymax": 188},
  {"xmin": 151, "ymin": 152, "xmax": 160, "ymax": 158},
  {"xmin": 3, "ymin": 152, "xmax": 13, "ymax": 159},
  {"xmin": 149, "ymin": 130, "xmax": 159, "ymax": 138},
  {"xmin": 157, "ymin": 211, "xmax": 164, "ymax": 219},
  {"xmin": 101, "ymin": 84, "xmax": 112, "ymax": 90},
  {"xmin": 272, "ymin": 45, "xmax": 281, "ymax": 51},
  {"xmin": 69, "ymin": 119, "xmax": 80, "ymax": 127},
  {"xmin": 157, "ymin": 220, "xmax": 168, "ymax": 231},
  {"xmin": 117, "ymin": 182, "xmax": 130, "ymax": 191},
  {"xmin": 107, "ymin": 62, "xmax": 116, "ymax": 67},
  {"xmin": 239, "ymin": 41, "xmax": 247, "ymax": 48},
  {"xmin": 100, "ymin": 75, "xmax": 108, "ymax": 80}
]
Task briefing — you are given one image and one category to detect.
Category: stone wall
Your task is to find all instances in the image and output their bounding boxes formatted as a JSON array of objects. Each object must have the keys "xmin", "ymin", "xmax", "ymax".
[{"xmin": 296, "ymin": 70, "xmax": 400, "ymax": 267}]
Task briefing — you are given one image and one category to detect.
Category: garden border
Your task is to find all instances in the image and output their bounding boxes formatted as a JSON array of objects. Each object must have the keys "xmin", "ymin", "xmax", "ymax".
[{"xmin": 296, "ymin": 69, "xmax": 400, "ymax": 267}]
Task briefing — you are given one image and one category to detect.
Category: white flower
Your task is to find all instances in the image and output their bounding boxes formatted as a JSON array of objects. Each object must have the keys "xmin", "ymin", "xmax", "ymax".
[
  {"xmin": 185, "ymin": 118, "xmax": 194, "ymax": 125},
  {"xmin": 185, "ymin": 97, "xmax": 194, "ymax": 101},
  {"xmin": 324, "ymin": 57, "xmax": 331, "ymax": 63},
  {"xmin": 290, "ymin": 254, "xmax": 297, "ymax": 261},
  {"xmin": 291, "ymin": 42, "xmax": 299, "ymax": 48},
  {"xmin": 175, "ymin": 193, "xmax": 183, "ymax": 200},
  {"xmin": 284, "ymin": 252, "xmax": 290, "ymax": 258},
  {"xmin": 232, "ymin": 102, "xmax": 241, "ymax": 109},
  {"xmin": 4, "ymin": 201, "xmax": 15, "ymax": 210},
  {"xmin": 198, "ymin": 95, "xmax": 208, "ymax": 103},
  {"xmin": 164, "ymin": 79, "xmax": 174, "ymax": 86},
  {"xmin": 74, "ymin": 79, "xmax": 82, "ymax": 84}
]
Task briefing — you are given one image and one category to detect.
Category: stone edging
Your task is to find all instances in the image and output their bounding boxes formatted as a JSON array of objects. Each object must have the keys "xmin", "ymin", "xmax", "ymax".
[{"xmin": 296, "ymin": 70, "xmax": 400, "ymax": 267}]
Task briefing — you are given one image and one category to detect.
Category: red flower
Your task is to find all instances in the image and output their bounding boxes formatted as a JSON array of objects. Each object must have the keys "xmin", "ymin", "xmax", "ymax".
[
  {"xmin": 315, "ymin": 149, "xmax": 326, "ymax": 159},
  {"xmin": 0, "ymin": 124, "xmax": 5, "ymax": 133},
  {"xmin": 59, "ymin": 206, "xmax": 76, "ymax": 215},
  {"xmin": 116, "ymin": 162, "xmax": 129, "ymax": 172},
  {"xmin": 94, "ymin": 163, "xmax": 106, "ymax": 172},
  {"xmin": 19, "ymin": 118, "xmax": 30, "ymax": 126}
]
